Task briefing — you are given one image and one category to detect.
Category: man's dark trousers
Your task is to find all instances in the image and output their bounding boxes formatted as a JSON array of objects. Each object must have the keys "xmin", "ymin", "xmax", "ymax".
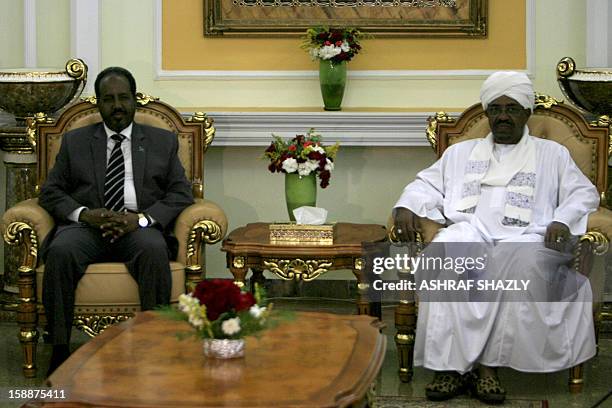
[{"xmin": 42, "ymin": 224, "xmax": 171, "ymax": 345}]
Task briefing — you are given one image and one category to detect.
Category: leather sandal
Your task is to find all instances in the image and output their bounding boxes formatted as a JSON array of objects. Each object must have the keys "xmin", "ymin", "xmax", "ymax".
[
  {"xmin": 425, "ymin": 371, "xmax": 467, "ymax": 401},
  {"xmin": 472, "ymin": 374, "xmax": 507, "ymax": 404}
]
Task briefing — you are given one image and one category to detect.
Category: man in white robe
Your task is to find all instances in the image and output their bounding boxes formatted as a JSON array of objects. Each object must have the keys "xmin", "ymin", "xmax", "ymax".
[{"xmin": 393, "ymin": 71, "xmax": 600, "ymax": 403}]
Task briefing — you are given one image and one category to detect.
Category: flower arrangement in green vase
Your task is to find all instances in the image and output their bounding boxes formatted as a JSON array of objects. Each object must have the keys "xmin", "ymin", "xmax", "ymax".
[
  {"xmin": 263, "ymin": 128, "xmax": 339, "ymax": 220},
  {"xmin": 302, "ymin": 27, "xmax": 364, "ymax": 110}
]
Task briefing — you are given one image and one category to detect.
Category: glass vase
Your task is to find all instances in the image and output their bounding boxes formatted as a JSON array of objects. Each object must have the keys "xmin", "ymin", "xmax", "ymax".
[
  {"xmin": 285, "ymin": 173, "xmax": 317, "ymax": 221},
  {"xmin": 319, "ymin": 59, "xmax": 347, "ymax": 111},
  {"xmin": 203, "ymin": 338, "xmax": 245, "ymax": 359}
]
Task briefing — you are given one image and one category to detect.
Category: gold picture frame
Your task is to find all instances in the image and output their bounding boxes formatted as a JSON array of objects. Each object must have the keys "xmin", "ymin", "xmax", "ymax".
[{"xmin": 204, "ymin": 0, "xmax": 487, "ymax": 37}]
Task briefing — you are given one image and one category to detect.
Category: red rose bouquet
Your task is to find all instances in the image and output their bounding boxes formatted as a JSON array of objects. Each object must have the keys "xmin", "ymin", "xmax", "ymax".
[
  {"xmin": 263, "ymin": 128, "xmax": 340, "ymax": 188},
  {"xmin": 174, "ymin": 279, "xmax": 272, "ymax": 339}
]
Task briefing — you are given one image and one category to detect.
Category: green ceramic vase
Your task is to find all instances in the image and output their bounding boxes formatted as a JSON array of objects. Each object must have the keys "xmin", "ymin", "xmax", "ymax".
[
  {"xmin": 285, "ymin": 173, "xmax": 317, "ymax": 221},
  {"xmin": 319, "ymin": 59, "xmax": 347, "ymax": 111}
]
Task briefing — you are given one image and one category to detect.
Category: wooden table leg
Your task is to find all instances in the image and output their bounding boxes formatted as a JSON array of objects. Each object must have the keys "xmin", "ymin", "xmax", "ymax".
[
  {"xmin": 229, "ymin": 255, "xmax": 248, "ymax": 289},
  {"xmin": 250, "ymin": 268, "xmax": 266, "ymax": 293}
]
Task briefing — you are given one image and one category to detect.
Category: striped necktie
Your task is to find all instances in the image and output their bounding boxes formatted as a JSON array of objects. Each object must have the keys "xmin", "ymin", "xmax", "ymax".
[{"xmin": 104, "ymin": 134, "xmax": 126, "ymax": 211}]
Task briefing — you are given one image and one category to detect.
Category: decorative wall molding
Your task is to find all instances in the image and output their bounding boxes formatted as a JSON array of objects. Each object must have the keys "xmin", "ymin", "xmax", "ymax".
[
  {"xmin": 23, "ymin": 0, "xmax": 37, "ymax": 68},
  {"xmin": 157, "ymin": 70, "xmax": 523, "ymax": 81},
  {"xmin": 154, "ymin": 0, "xmax": 536, "ymax": 80},
  {"xmin": 195, "ymin": 111, "xmax": 454, "ymax": 146}
]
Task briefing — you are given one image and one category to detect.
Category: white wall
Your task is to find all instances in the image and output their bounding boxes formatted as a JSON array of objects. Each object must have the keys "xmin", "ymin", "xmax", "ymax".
[
  {"xmin": 0, "ymin": 0, "xmax": 24, "ymax": 68},
  {"xmin": 36, "ymin": 0, "xmax": 70, "ymax": 68}
]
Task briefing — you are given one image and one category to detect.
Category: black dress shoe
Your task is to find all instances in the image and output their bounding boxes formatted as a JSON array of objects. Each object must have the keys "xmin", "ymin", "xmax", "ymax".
[{"xmin": 46, "ymin": 344, "xmax": 70, "ymax": 377}]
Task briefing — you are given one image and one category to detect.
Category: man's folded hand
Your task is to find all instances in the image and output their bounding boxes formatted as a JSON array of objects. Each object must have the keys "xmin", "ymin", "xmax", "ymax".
[
  {"xmin": 79, "ymin": 208, "xmax": 115, "ymax": 228},
  {"xmin": 100, "ymin": 212, "xmax": 139, "ymax": 243},
  {"xmin": 393, "ymin": 207, "xmax": 419, "ymax": 243},
  {"xmin": 544, "ymin": 221, "xmax": 571, "ymax": 252}
]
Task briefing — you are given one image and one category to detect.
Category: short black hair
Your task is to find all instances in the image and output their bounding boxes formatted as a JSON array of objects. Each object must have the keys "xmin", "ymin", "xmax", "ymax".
[{"xmin": 94, "ymin": 67, "xmax": 137, "ymax": 98}]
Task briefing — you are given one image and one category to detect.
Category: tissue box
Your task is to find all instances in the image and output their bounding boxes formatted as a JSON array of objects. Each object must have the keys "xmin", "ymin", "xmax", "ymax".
[{"xmin": 269, "ymin": 223, "xmax": 334, "ymax": 246}]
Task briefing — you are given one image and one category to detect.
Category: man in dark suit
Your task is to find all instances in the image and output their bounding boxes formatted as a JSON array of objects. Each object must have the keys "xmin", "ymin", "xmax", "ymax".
[{"xmin": 39, "ymin": 67, "xmax": 194, "ymax": 374}]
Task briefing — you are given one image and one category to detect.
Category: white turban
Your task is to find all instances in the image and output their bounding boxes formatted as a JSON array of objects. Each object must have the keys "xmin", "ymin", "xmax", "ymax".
[{"xmin": 480, "ymin": 71, "xmax": 535, "ymax": 112}]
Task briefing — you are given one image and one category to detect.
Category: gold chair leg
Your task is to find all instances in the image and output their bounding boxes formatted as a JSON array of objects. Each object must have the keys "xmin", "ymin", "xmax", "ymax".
[
  {"xmin": 568, "ymin": 364, "xmax": 584, "ymax": 394},
  {"xmin": 17, "ymin": 263, "xmax": 39, "ymax": 378},
  {"xmin": 19, "ymin": 328, "xmax": 39, "ymax": 378},
  {"xmin": 352, "ymin": 259, "xmax": 371, "ymax": 316},
  {"xmin": 395, "ymin": 300, "xmax": 416, "ymax": 382}
]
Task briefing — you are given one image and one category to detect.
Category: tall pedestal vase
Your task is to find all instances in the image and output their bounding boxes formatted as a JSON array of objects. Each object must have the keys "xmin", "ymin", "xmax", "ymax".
[
  {"xmin": 285, "ymin": 173, "xmax": 317, "ymax": 221},
  {"xmin": 319, "ymin": 60, "xmax": 347, "ymax": 111}
]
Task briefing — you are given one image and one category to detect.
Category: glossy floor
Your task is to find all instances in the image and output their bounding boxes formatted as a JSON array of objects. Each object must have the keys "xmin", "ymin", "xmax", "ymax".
[{"xmin": 0, "ymin": 298, "xmax": 610, "ymax": 408}]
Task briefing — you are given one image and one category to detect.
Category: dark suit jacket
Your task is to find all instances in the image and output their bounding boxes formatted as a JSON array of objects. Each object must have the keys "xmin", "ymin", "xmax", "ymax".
[{"xmin": 39, "ymin": 122, "xmax": 194, "ymax": 234}]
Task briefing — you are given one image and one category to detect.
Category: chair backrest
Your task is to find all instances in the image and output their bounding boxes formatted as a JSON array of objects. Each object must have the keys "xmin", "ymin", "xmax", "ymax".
[
  {"xmin": 33, "ymin": 94, "xmax": 215, "ymax": 199},
  {"xmin": 428, "ymin": 95, "xmax": 609, "ymax": 196}
]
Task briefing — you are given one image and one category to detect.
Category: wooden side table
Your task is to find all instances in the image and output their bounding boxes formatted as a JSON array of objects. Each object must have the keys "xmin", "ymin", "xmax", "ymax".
[{"xmin": 221, "ymin": 222, "xmax": 387, "ymax": 315}]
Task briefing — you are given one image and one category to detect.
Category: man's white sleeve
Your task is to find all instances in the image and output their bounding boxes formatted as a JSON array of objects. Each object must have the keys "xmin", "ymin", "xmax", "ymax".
[
  {"xmin": 67, "ymin": 206, "xmax": 87, "ymax": 223},
  {"xmin": 552, "ymin": 147, "xmax": 600, "ymax": 235},
  {"xmin": 393, "ymin": 157, "xmax": 446, "ymax": 224}
]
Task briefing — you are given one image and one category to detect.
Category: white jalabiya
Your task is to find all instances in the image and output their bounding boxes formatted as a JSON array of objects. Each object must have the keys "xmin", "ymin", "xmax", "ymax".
[
  {"xmin": 456, "ymin": 128, "xmax": 536, "ymax": 227},
  {"xmin": 394, "ymin": 134, "xmax": 599, "ymax": 373}
]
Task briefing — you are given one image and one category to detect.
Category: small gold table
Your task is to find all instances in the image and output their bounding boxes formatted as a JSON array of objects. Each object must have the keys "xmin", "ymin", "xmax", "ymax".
[{"xmin": 221, "ymin": 222, "xmax": 387, "ymax": 315}]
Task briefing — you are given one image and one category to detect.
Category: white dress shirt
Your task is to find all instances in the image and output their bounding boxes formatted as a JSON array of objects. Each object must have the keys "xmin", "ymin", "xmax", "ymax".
[{"xmin": 68, "ymin": 123, "xmax": 137, "ymax": 222}]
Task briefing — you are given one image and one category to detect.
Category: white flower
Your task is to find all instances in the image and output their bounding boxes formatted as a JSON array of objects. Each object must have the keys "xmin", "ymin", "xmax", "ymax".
[
  {"xmin": 318, "ymin": 45, "xmax": 341, "ymax": 60},
  {"xmin": 307, "ymin": 129, "xmax": 321, "ymax": 138},
  {"xmin": 221, "ymin": 317, "xmax": 241, "ymax": 336},
  {"xmin": 282, "ymin": 157, "xmax": 298, "ymax": 173},
  {"xmin": 340, "ymin": 41, "xmax": 350, "ymax": 52},
  {"xmin": 324, "ymin": 158, "xmax": 334, "ymax": 171},
  {"xmin": 311, "ymin": 145, "xmax": 325, "ymax": 154},
  {"xmin": 306, "ymin": 160, "xmax": 319, "ymax": 172},
  {"xmin": 178, "ymin": 293, "xmax": 199, "ymax": 313},
  {"xmin": 298, "ymin": 162, "xmax": 312, "ymax": 176},
  {"xmin": 189, "ymin": 315, "xmax": 204, "ymax": 329},
  {"xmin": 309, "ymin": 47, "xmax": 320, "ymax": 60},
  {"xmin": 249, "ymin": 304, "xmax": 267, "ymax": 319}
]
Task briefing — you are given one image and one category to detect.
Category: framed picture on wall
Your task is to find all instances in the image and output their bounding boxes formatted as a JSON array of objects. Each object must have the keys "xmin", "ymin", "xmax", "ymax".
[{"xmin": 204, "ymin": 0, "xmax": 487, "ymax": 37}]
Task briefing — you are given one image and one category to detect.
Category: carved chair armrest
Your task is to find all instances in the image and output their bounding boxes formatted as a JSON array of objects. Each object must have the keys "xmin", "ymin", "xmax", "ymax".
[
  {"xmin": 572, "ymin": 206, "xmax": 610, "ymax": 276},
  {"xmin": 173, "ymin": 198, "xmax": 228, "ymax": 269},
  {"xmin": 2, "ymin": 198, "xmax": 55, "ymax": 270}
]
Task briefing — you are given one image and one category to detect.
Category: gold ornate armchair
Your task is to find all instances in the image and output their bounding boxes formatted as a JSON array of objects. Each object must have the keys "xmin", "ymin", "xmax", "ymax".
[
  {"xmin": 2, "ymin": 95, "xmax": 228, "ymax": 377},
  {"xmin": 391, "ymin": 95, "xmax": 611, "ymax": 393}
]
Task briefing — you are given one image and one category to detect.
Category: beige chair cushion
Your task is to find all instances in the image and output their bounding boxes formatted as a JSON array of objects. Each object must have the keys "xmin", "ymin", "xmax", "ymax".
[{"xmin": 36, "ymin": 261, "xmax": 185, "ymax": 310}]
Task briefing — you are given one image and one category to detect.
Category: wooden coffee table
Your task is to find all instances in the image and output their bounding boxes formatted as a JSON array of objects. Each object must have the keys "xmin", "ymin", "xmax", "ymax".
[
  {"xmin": 221, "ymin": 222, "xmax": 387, "ymax": 315},
  {"xmin": 44, "ymin": 311, "xmax": 386, "ymax": 407}
]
